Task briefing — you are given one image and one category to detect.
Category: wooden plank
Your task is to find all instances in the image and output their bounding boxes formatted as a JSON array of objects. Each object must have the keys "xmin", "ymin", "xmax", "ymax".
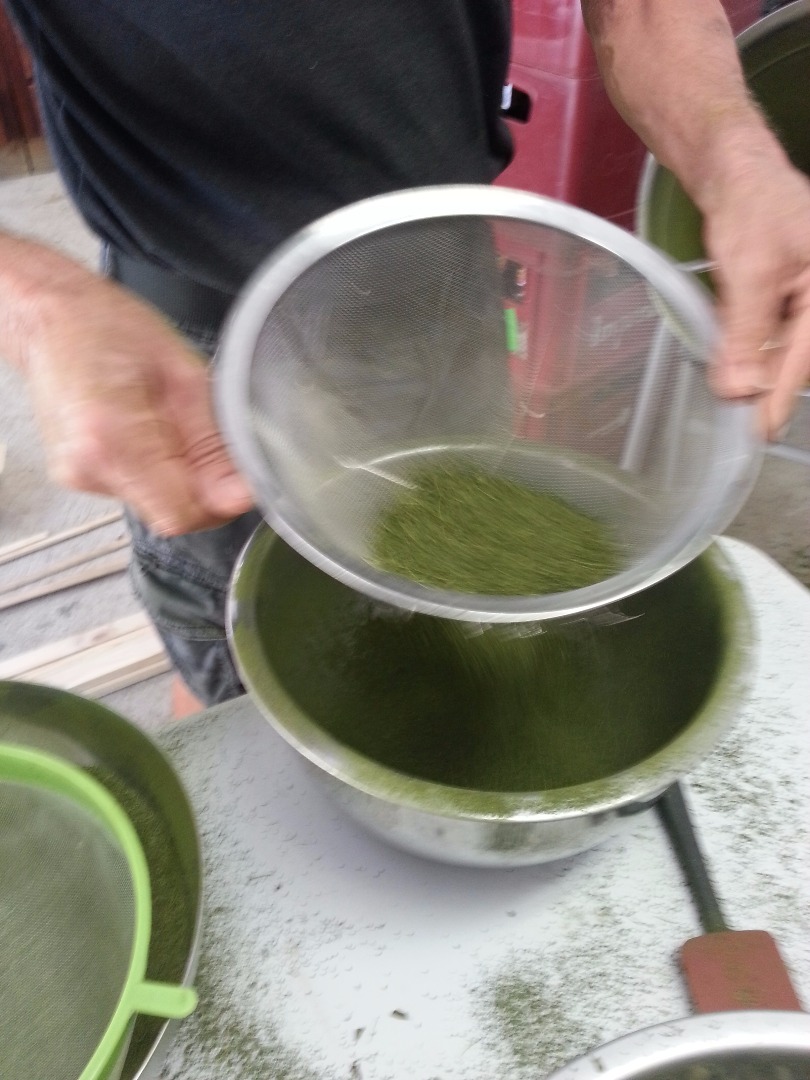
[
  {"xmin": 0, "ymin": 537, "xmax": 130, "ymax": 596},
  {"xmin": 0, "ymin": 510, "xmax": 124, "ymax": 566},
  {"xmin": 0, "ymin": 613, "xmax": 150, "ymax": 680},
  {"xmin": 0, "ymin": 615, "xmax": 170, "ymax": 699},
  {"xmin": 0, "ymin": 531, "xmax": 49, "ymax": 559},
  {"xmin": 20, "ymin": 626, "xmax": 166, "ymax": 688},
  {"xmin": 0, "ymin": 551, "xmax": 129, "ymax": 611},
  {"xmin": 79, "ymin": 656, "xmax": 171, "ymax": 699},
  {"xmin": 12, "ymin": 645, "xmax": 169, "ymax": 699}
]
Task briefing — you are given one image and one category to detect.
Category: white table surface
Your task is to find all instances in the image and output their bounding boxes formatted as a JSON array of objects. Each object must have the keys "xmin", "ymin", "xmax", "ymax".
[{"xmin": 155, "ymin": 538, "xmax": 810, "ymax": 1080}]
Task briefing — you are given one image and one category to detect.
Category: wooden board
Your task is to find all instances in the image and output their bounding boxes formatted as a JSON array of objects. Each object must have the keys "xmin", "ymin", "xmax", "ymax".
[
  {"xmin": 0, "ymin": 510, "xmax": 124, "ymax": 566},
  {"xmin": 0, "ymin": 538, "xmax": 130, "ymax": 596},
  {"xmin": 0, "ymin": 551, "xmax": 130, "ymax": 611},
  {"xmin": 0, "ymin": 612, "xmax": 171, "ymax": 697}
]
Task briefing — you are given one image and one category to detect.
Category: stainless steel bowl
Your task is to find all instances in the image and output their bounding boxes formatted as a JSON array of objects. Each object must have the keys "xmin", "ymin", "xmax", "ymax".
[
  {"xmin": 547, "ymin": 1011, "xmax": 810, "ymax": 1078},
  {"xmin": 229, "ymin": 526, "xmax": 753, "ymax": 867},
  {"xmin": 0, "ymin": 681, "xmax": 202, "ymax": 1080}
]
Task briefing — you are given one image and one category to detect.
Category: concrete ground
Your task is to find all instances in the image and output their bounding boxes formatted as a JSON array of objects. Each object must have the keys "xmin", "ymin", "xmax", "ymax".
[{"xmin": 0, "ymin": 170, "xmax": 807, "ymax": 738}]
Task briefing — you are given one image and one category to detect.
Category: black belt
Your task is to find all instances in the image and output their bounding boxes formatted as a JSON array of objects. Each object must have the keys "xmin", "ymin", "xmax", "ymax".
[{"xmin": 106, "ymin": 249, "xmax": 235, "ymax": 336}]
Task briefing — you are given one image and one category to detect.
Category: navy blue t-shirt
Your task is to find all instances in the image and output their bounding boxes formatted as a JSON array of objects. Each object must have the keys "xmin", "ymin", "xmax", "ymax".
[{"xmin": 5, "ymin": 1, "xmax": 512, "ymax": 292}]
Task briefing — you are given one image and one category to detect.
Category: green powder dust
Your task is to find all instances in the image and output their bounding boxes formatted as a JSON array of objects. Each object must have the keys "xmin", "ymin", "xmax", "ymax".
[
  {"xmin": 372, "ymin": 464, "xmax": 621, "ymax": 595},
  {"xmin": 85, "ymin": 766, "xmax": 194, "ymax": 1080},
  {"xmin": 477, "ymin": 972, "xmax": 599, "ymax": 1075},
  {"xmin": 161, "ymin": 909, "xmax": 319, "ymax": 1080}
]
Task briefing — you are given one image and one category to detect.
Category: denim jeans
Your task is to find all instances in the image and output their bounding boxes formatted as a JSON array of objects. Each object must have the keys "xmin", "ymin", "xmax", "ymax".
[
  {"xmin": 124, "ymin": 502, "xmax": 261, "ymax": 707},
  {"xmin": 104, "ymin": 247, "xmax": 258, "ymax": 706},
  {"xmin": 105, "ymin": 226, "xmax": 507, "ymax": 706}
]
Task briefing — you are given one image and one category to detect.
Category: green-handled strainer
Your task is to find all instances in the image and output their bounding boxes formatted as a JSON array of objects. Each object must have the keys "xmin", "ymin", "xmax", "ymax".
[{"xmin": 0, "ymin": 743, "xmax": 197, "ymax": 1080}]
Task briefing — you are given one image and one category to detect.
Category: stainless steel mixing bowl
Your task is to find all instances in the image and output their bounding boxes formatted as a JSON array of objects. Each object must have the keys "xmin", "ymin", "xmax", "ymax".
[
  {"xmin": 546, "ymin": 1011, "xmax": 810, "ymax": 1078},
  {"xmin": 229, "ymin": 526, "xmax": 753, "ymax": 867}
]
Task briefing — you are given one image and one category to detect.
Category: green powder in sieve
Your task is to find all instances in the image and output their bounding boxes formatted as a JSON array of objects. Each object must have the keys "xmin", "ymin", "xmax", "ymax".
[{"xmin": 372, "ymin": 464, "xmax": 620, "ymax": 595}]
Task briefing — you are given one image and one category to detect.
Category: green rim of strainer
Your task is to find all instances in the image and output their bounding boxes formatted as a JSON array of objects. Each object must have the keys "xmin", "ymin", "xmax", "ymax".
[{"xmin": 0, "ymin": 743, "xmax": 198, "ymax": 1080}]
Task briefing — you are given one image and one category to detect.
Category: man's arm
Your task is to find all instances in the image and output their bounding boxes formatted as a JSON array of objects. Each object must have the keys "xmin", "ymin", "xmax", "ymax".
[
  {"xmin": 0, "ymin": 232, "xmax": 252, "ymax": 533},
  {"xmin": 582, "ymin": 0, "xmax": 810, "ymax": 437}
]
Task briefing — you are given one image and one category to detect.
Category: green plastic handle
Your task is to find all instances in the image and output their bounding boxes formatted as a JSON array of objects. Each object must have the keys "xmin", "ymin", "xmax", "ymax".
[
  {"xmin": 130, "ymin": 981, "xmax": 198, "ymax": 1020},
  {"xmin": 504, "ymin": 307, "xmax": 520, "ymax": 354}
]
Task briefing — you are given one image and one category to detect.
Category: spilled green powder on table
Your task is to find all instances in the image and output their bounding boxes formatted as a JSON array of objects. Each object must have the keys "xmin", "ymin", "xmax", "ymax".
[
  {"xmin": 478, "ymin": 971, "xmax": 598, "ymax": 1075},
  {"xmin": 161, "ymin": 910, "xmax": 319, "ymax": 1080},
  {"xmin": 372, "ymin": 464, "xmax": 620, "ymax": 594}
]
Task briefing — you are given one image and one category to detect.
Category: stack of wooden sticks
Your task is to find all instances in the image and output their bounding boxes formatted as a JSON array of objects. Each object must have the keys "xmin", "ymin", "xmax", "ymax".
[{"xmin": 0, "ymin": 509, "xmax": 169, "ymax": 696}]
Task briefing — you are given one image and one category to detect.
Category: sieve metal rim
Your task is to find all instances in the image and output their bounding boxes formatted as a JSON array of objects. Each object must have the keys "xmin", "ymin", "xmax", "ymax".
[{"xmin": 216, "ymin": 184, "xmax": 759, "ymax": 621}]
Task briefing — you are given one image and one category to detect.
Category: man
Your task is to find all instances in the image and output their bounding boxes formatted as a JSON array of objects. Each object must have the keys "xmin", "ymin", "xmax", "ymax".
[{"xmin": 1, "ymin": 0, "xmax": 808, "ymax": 709}]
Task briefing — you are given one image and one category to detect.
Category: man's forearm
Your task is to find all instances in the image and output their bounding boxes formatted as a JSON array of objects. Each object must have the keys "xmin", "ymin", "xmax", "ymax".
[
  {"xmin": 581, "ymin": 0, "xmax": 792, "ymax": 215},
  {"xmin": 0, "ymin": 231, "xmax": 90, "ymax": 375}
]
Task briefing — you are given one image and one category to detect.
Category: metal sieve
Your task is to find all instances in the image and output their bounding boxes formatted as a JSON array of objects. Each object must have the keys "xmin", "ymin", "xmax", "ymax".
[
  {"xmin": 0, "ymin": 743, "xmax": 197, "ymax": 1080},
  {"xmin": 217, "ymin": 185, "xmax": 760, "ymax": 621}
]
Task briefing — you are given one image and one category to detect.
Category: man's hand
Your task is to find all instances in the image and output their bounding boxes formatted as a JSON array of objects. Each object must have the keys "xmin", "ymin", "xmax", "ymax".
[
  {"xmin": 582, "ymin": 0, "xmax": 810, "ymax": 440},
  {"xmin": 22, "ymin": 269, "xmax": 254, "ymax": 535},
  {"xmin": 702, "ymin": 140, "xmax": 810, "ymax": 438}
]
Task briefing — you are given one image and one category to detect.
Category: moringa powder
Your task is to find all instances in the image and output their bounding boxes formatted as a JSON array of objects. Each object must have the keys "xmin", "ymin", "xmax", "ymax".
[
  {"xmin": 258, "ymin": 543, "xmax": 725, "ymax": 793},
  {"xmin": 372, "ymin": 464, "xmax": 620, "ymax": 595}
]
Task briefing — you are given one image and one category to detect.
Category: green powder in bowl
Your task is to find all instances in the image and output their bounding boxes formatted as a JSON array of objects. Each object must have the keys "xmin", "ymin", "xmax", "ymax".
[
  {"xmin": 243, "ymin": 537, "xmax": 736, "ymax": 794},
  {"xmin": 371, "ymin": 464, "xmax": 620, "ymax": 595}
]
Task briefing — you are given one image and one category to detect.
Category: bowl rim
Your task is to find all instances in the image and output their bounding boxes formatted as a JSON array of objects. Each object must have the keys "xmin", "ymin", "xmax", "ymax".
[
  {"xmin": 228, "ymin": 525, "xmax": 754, "ymax": 823},
  {"xmin": 545, "ymin": 1010, "xmax": 810, "ymax": 1079}
]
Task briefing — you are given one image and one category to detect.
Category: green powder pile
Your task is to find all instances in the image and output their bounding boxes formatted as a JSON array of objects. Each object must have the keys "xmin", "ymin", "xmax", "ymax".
[
  {"xmin": 478, "ymin": 972, "xmax": 599, "ymax": 1075},
  {"xmin": 372, "ymin": 464, "xmax": 620, "ymax": 595},
  {"xmin": 85, "ymin": 766, "xmax": 194, "ymax": 1080}
]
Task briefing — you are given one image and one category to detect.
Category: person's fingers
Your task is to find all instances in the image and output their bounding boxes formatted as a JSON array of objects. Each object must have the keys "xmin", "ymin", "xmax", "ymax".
[
  {"xmin": 762, "ymin": 297, "xmax": 810, "ymax": 439},
  {"xmin": 711, "ymin": 262, "xmax": 784, "ymax": 398},
  {"xmin": 103, "ymin": 417, "xmax": 204, "ymax": 534},
  {"xmin": 163, "ymin": 359, "xmax": 254, "ymax": 519},
  {"xmin": 22, "ymin": 283, "xmax": 251, "ymax": 532},
  {"xmin": 33, "ymin": 350, "xmax": 222, "ymax": 533},
  {"xmin": 46, "ymin": 370, "xmax": 215, "ymax": 533}
]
